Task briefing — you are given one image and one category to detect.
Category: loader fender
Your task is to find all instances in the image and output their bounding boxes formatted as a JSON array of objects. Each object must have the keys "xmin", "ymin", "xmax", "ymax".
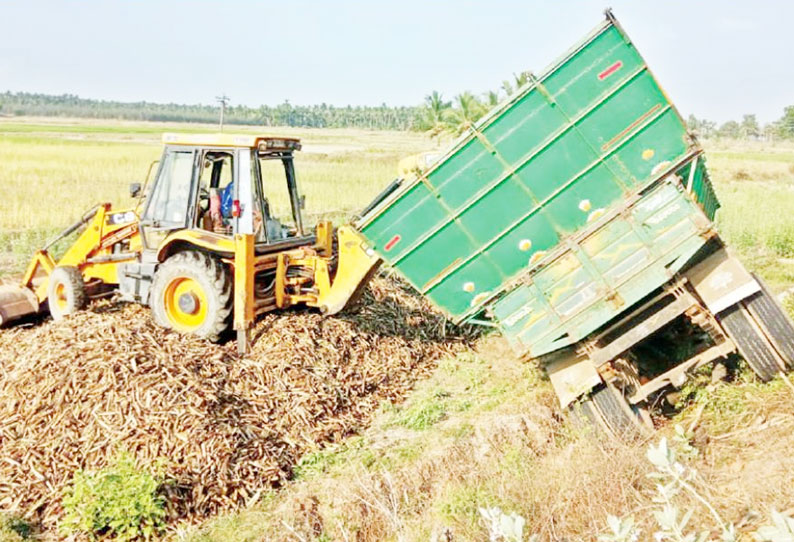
[{"xmin": 156, "ymin": 229, "xmax": 237, "ymax": 261}]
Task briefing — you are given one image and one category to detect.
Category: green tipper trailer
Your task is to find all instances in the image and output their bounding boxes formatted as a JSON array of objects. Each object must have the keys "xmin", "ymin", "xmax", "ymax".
[{"xmin": 355, "ymin": 10, "xmax": 794, "ymax": 438}]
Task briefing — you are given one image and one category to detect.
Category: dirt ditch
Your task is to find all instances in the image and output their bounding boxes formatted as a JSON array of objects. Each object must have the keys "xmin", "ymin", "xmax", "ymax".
[{"xmin": 0, "ymin": 276, "xmax": 477, "ymax": 530}]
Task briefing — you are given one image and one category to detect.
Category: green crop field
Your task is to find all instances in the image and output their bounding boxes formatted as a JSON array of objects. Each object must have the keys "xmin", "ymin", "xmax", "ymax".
[
  {"xmin": 707, "ymin": 141, "xmax": 794, "ymax": 292},
  {"xmin": 0, "ymin": 118, "xmax": 433, "ymax": 275},
  {"xmin": 3, "ymin": 117, "xmax": 794, "ymax": 294}
]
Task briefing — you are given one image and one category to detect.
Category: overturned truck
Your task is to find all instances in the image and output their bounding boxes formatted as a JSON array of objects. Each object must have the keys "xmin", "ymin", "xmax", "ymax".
[{"xmin": 354, "ymin": 10, "xmax": 794, "ymax": 437}]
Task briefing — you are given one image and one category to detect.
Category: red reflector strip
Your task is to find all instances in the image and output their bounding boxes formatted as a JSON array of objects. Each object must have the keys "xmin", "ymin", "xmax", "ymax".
[
  {"xmin": 384, "ymin": 234, "xmax": 401, "ymax": 251},
  {"xmin": 598, "ymin": 60, "xmax": 623, "ymax": 81}
]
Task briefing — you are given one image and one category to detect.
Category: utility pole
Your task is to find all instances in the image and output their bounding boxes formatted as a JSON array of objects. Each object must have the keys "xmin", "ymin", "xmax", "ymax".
[{"xmin": 216, "ymin": 94, "xmax": 230, "ymax": 132}]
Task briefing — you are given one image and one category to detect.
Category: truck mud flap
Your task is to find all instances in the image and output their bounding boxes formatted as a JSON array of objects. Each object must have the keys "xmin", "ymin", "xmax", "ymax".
[
  {"xmin": 743, "ymin": 280, "xmax": 794, "ymax": 369},
  {"xmin": 718, "ymin": 303, "xmax": 785, "ymax": 381}
]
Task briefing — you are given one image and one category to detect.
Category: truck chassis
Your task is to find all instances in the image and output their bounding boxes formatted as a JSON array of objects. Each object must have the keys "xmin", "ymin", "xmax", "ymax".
[{"xmin": 548, "ymin": 246, "xmax": 794, "ymax": 438}]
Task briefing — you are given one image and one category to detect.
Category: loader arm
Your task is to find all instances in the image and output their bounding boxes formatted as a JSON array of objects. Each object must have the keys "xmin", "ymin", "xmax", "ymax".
[
  {"xmin": 0, "ymin": 203, "xmax": 141, "ymax": 326},
  {"xmin": 22, "ymin": 204, "xmax": 140, "ymax": 301}
]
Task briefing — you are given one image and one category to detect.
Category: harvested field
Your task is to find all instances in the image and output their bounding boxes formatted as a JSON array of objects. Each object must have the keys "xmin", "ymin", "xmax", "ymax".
[{"xmin": 0, "ymin": 276, "xmax": 476, "ymax": 532}]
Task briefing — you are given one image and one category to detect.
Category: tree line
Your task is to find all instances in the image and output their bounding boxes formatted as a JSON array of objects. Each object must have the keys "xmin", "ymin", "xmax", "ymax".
[
  {"xmin": 3, "ymin": 87, "xmax": 794, "ymax": 140},
  {"xmin": 0, "ymin": 91, "xmax": 419, "ymax": 130},
  {"xmin": 0, "ymin": 75, "xmax": 532, "ymax": 133},
  {"xmin": 686, "ymin": 109, "xmax": 794, "ymax": 140},
  {"xmin": 412, "ymin": 75, "xmax": 794, "ymax": 142},
  {"xmin": 411, "ymin": 73, "xmax": 531, "ymax": 138}
]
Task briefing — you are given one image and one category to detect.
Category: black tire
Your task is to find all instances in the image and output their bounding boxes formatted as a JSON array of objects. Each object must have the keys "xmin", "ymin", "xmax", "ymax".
[
  {"xmin": 578, "ymin": 383, "xmax": 649, "ymax": 440},
  {"xmin": 47, "ymin": 266, "xmax": 87, "ymax": 320},
  {"xmin": 718, "ymin": 303, "xmax": 784, "ymax": 381},
  {"xmin": 744, "ymin": 279, "xmax": 794, "ymax": 369},
  {"xmin": 150, "ymin": 251, "xmax": 232, "ymax": 342}
]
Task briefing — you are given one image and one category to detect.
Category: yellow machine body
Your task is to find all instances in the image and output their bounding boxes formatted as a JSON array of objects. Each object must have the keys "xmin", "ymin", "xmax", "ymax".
[
  {"xmin": 0, "ymin": 134, "xmax": 382, "ymax": 351},
  {"xmin": 22, "ymin": 203, "xmax": 142, "ymax": 303}
]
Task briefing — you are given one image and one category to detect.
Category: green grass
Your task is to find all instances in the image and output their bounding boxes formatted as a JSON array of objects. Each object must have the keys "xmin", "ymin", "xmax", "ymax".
[
  {"xmin": 0, "ymin": 117, "xmax": 434, "ymax": 274},
  {"xmin": 393, "ymin": 397, "xmax": 448, "ymax": 430},
  {"xmin": 716, "ymin": 183, "xmax": 794, "ymax": 257},
  {"xmin": 0, "ymin": 515, "xmax": 31, "ymax": 542},
  {"xmin": 291, "ymin": 437, "xmax": 377, "ymax": 480},
  {"xmin": 710, "ymin": 149, "xmax": 794, "ymax": 164}
]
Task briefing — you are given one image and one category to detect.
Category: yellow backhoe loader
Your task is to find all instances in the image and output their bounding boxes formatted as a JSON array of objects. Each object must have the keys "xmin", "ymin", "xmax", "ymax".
[{"xmin": 0, "ymin": 133, "xmax": 381, "ymax": 352}]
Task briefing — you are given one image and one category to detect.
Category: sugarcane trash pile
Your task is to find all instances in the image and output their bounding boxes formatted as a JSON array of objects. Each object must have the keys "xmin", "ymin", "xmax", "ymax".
[{"xmin": 0, "ymin": 276, "xmax": 476, "ymax": 530}]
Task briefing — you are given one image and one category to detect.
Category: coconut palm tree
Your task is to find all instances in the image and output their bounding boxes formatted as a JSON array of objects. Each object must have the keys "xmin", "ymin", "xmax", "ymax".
[
  {"xmin": 414, "ymin": 90, "xmax": 452, "ymax": 140},
  {"xmin": 445, "ymin": 92, "xmax": 487, "ymax": 135},
  {"xmin": 485, "ymin": 90, "xmax": 500, "ymax": 107},
  {"xmin": 501, "ymin": 71, "xmax": 531, "ymax": 97}
]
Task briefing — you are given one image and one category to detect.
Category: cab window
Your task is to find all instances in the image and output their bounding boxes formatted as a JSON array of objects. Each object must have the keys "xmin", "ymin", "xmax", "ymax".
[
  {"xmin": 197, "ymin": 151, "xmax": 234, "ymax": 234},
  {"xmin": 259, "ymin": 156, "xmax": 296, "ymax": 232},
  {"xmin": 143, "ymin": 150, "xmax": 195, "ymax": 227}
]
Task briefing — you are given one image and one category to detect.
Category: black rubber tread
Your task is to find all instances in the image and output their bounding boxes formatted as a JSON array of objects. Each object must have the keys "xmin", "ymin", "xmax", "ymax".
[
  {"xmin": 568, "ymin": 399, "xmax": 600, "ymax": 432},
  {"xmin": 150, "ymin": 251, "xmax": 233, "ymax": 342},
  {"xmin": 47, "ymin": 266, "xmax": 87, "ymax": 320},
  {"xmin": 745, "ymin": 286, "xmax": 794, "ymax": 369},
  {"xmin": 583, "ymin": 384, "xmax": 645, "ymax": 440},
  {"xmin": 718, "ymin": 304, "xmax": 782, "ymax": 381}
]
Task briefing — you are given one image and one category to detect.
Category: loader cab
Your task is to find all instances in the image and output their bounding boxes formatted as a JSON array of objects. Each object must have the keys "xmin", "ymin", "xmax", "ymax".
[{"xmin": 139, "ymin": 134, "xmax": 308, "ymax": 252}]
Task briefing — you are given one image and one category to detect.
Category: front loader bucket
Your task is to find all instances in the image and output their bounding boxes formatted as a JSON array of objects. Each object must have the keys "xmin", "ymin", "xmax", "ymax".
[
  {"xmin": 318, "ymin": 226, "xmax": 382, "ymax": 316},
  {"xmin": 0, "ymin": 280, "xmax": 39, "ymax": 326}
]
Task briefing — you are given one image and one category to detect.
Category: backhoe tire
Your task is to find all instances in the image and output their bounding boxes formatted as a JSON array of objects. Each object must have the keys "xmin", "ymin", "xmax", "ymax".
[
  {"xmin": 47, "ymin": 266, "xmax": 87, "ymax": 321},
  {"xmin": 150, "ymin": 251, "xmax": 232, "ymax": 342},
  {"xmin": 575, "ymin": 383, "xmax": 650, "ymax": 441}
]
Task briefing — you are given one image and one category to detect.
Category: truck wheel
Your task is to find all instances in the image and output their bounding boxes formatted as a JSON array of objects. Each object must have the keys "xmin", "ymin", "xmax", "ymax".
[
  {"xmin": 150, "ymin": 251, "xmax": 232, "ymax": 342},
  {"xmin": 743, "ymin": 279, "xmax": 794, "ymax": 369},
  {"xmin": 577, "ymin": 383, "xmax": 650, "ymax": 440},
  {"xmin": 47, "ymin": 266, "xmax": 87, "ymax": 321},
  {"xmin": 718, "ymin": 303, "xmax": 785, "ymax": 381}
]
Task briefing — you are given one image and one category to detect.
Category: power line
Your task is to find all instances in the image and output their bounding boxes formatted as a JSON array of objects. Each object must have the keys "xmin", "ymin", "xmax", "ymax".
[{"xmin": 215, "ymin": 94, "xmax": 230, "ymax": 132}]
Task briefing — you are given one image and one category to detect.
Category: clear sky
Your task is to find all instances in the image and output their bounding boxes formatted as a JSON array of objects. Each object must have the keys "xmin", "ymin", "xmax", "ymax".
[{"xmin": 0, "ymin": 1, "xmax": 791, "ymax": 124}]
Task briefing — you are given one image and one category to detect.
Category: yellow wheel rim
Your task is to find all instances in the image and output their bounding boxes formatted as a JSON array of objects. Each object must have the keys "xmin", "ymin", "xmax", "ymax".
[
  {"xmin": 163, "ymin": 277, "xmax": 209, "ymax": 331},
  {"xmin": 54, "ymin": 282, "xmax": 68, "ymax": 310}
]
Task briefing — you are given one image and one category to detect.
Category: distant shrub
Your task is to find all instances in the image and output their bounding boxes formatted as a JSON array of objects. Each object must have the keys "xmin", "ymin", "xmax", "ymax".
[
  {"xmin": 0, "ymin": 515, "xmax": 32, "ymax": 542},
  {"xmin": 766, "ymin": 228, "xmax": 794, "ymax": 257},
  {"xmin": 60, "ymin": 452, "xmax": 166, "ymax": 542}
]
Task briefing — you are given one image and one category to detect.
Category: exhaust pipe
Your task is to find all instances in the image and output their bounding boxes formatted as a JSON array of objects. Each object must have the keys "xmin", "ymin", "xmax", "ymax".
[{"xmin": 0, "ymin": 280, "xmax": 39, "ymax": 326}]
